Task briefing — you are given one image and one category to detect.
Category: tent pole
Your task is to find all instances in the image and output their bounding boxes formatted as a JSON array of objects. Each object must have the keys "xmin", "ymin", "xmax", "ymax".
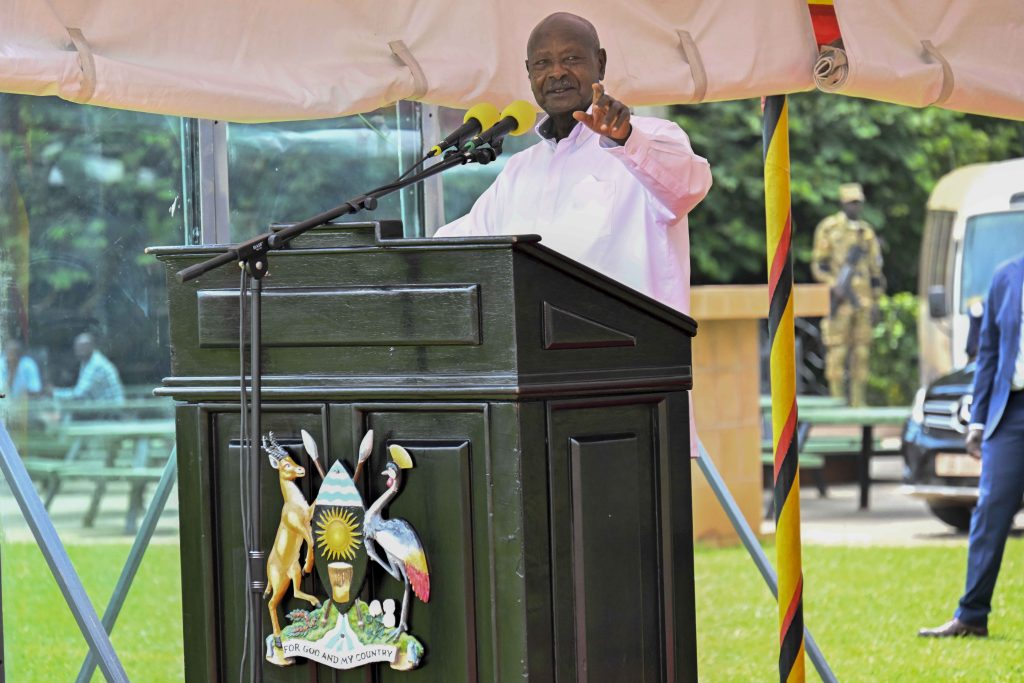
[{"xmin": 762, "ymin": 94, "xmax": 805, "ymax": 683}]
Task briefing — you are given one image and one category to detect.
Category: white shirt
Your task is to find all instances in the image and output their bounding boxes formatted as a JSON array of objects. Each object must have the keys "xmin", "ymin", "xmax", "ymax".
[
  {"xmin": 1014, "ymin": 280, "xmax": 1024, "ymax": 390},
  {"xmin": 969, "ymin": 281, "xmax": 1024, "ymax": 432},
  {"xmin": 434, "ymin": 113, "xmax": 712, "ymax": 313}
]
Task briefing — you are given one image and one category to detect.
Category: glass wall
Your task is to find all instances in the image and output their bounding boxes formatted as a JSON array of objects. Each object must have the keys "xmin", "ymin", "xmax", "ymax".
[
  {"xmin": 0, "ymin": 95, "xmax": 433, "ymax": 681},
  {"xmin": 226, "ymin": 102, "xmax": 424, "ymax": 240},
  {"xmin": 0, "ymin": 94, "xmax": 184, "ymax": 679},
  {"xmin": 0, "ymin": 97, "xmax": 182, "ymax": 400}
]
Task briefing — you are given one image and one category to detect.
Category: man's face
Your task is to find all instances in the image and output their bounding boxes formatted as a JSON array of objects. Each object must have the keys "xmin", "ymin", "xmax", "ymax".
[
  {"xmin": 526, "ymin": 26, "xmax": 605, "ymax": 117},
  {"xmin": 73, "ymin": 338, "xmax": 92, "ymax": 361},
  {"xmin": 841, "ymin": 200, "xmax": 863, "ymax": 221}
]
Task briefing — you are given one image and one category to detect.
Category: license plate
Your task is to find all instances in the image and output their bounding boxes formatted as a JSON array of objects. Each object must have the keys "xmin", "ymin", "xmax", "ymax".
[{"xmin": 935, "ymin": 452, "xmax": 982, "ymax": 477}]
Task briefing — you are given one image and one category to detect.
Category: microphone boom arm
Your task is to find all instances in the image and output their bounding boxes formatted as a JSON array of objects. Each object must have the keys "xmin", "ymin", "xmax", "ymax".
[{"xmin": 175, "ymin": 146, "xmax": 501, "ymax": 283}]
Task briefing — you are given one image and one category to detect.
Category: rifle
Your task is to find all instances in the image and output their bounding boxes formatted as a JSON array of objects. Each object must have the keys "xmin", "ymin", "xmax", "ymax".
[{"xmin": 830, "ymin": 243, "xmax": 865, "ymax": 314}]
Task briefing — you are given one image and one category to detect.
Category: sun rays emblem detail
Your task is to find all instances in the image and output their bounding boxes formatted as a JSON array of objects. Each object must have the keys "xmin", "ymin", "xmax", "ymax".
[{"xmin": 315, "ymin": 508, "xmax": 362, "ymax": 561}]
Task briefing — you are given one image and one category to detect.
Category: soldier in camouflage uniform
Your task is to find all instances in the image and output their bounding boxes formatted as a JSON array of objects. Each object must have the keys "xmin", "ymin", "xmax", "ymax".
[{"xmin": 811, "ymin": 183, "xmax": 885, "ymax": 406}]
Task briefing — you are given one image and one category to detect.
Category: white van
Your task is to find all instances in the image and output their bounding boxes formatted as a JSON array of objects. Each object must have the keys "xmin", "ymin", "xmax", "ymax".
[{"xmin": 917, "ymin": 158, "xmax": 1024, "ymax": 385}]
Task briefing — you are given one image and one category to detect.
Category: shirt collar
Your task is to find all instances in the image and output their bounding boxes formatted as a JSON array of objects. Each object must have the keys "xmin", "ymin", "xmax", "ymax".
[{"xmin": 535, "ymin": 105, "xmax": 597, "ymax": 150}]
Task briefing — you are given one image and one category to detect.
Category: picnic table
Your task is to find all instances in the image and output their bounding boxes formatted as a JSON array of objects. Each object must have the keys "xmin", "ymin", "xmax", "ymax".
[
  {"xmin": 759, "ymin": 395, "xmax": 846, "ymax": 410},
  {"xmin": 28, "ymin": 418, "xmax": 176, "ymax": 534},
  {"xmin": 29, "ymin": 397, "xmax": 173, "ymax": 420},
  {"xmin": 797, "ymin": 405, "xmax": 912, "ymax": 510}
]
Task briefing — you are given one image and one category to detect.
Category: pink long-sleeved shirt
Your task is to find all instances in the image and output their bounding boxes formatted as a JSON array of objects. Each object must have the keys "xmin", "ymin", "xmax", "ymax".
[{"xmin": 435, "ymin": 113, "xmax": 712, "ymax": 313}]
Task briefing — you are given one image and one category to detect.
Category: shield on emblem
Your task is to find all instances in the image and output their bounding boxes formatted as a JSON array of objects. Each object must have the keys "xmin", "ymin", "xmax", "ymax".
[{"xmin": 312, "ymin": 460, "xmax": 367, "ymax": 614}]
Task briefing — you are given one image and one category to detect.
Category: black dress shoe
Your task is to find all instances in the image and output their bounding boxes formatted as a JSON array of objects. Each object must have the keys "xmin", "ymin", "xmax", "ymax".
[{"xmin": 918, "ymin": 618, "xmax": 988, "ymax": 638}]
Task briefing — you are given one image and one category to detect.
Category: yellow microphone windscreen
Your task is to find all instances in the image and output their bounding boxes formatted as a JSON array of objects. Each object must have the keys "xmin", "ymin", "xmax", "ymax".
[
  {"xmin": 464, "ymin": 102, "xmax": 500, "ymax": 130},
  {"xmin": 501, "ymin": 100, "xmax": 538, "ymax": 136}
]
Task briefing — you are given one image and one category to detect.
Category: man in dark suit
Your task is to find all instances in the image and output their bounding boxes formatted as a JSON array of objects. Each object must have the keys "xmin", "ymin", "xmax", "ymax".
[{"xmin": 920, "ymin": 254, "xmax": 1024, "ymax": 637}]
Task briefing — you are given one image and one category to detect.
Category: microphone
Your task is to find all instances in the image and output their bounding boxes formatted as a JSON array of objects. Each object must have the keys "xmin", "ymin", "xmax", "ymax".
[
  {"xmin": 463, "ymin": 100, "xmax": 535, "ymax": 150},
  {"xmin": 428, "ymin": 102, "xmax": 500, "ymax": 157}
]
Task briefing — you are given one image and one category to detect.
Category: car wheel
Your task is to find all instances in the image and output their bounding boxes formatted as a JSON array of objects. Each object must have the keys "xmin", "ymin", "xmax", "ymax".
[{"xmin": 927, "ymin": 503, "xmax": 974, "ymax": 532}]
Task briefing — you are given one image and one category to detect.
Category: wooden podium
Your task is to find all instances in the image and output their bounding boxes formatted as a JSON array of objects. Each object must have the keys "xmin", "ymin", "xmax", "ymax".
[{"xmin": 153, "ymin": 222, "xmax": 698, "ymax": 682}]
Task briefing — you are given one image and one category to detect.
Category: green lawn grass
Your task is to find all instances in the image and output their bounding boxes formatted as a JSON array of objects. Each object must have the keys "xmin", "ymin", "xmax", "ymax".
[
  {"xmin": 3, "ymin": 538, "xmax": 1024, "ymax": 681},
  {"xmin": 696, "ymin": 541, "xmax": 1024, "ymax": 682},
  {"xmin": 1, "ymin": 541, "xmax": 184, "ymax": 682}
]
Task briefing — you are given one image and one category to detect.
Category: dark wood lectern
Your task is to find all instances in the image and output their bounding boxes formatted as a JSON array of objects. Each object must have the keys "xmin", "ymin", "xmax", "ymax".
[{"xmin": 153, "ymin": 222, "xmax": 698, "ymax": 682}]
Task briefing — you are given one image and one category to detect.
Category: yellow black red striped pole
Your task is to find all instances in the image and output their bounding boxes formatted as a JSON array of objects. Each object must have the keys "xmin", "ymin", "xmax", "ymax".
[{"xmin": 763, "ymin": 94, "xmax": 805, "ymax": 683}]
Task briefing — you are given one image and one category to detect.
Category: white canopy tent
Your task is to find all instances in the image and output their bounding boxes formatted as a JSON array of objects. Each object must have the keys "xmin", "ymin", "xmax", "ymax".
[
  {"xmin": 2, "ymin": 3, "xmax": 1019, "ymax": 681},
  {"xmin": 2, "ymin": 0, "xmax": 1021, "ymax": 122},
  {"xmin": 815, "ymin": 1, "xmax": 1024, "ymax": 121}
]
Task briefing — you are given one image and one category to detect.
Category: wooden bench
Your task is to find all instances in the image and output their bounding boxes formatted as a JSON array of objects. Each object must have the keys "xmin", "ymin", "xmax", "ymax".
[
  {"xmin": 761, "ymin": 396, "xmax": 850, "ymax": 503},
  {"xmin": 761, "ymin": 449, "xmax": 827, "ymax": 516}
]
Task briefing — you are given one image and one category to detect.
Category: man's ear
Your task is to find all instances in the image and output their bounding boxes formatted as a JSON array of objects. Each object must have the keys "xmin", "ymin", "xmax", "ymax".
[
  {"xmin": 597, "ymin": 48, "xmax": 607, "ymax": 80},
  {"xmin": 524, "ymin": 58, "xmax": 530, "ymax": 74}
]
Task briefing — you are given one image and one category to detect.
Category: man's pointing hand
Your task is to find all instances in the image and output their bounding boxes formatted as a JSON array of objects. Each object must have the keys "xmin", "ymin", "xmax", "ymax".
[{"xmin": 573, "ymin": 82, "xmax": 632, "ymax": 144}]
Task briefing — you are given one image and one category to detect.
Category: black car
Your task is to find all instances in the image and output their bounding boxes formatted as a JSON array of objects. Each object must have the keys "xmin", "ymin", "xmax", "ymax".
[{"xmin": 901, "ymin": 363, "xmax": 979, "ymax": 531}]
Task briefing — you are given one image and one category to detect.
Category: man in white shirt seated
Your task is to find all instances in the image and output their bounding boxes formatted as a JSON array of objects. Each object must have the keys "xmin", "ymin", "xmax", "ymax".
[{"xmin": 434, "ymin": 11, "xmax": 713, "ymax": 314}]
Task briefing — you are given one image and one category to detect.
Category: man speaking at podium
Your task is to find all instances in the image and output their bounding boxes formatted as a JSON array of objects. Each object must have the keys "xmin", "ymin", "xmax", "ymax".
[{"xmin": 434, "ymin": 12, "xmax": 713, "ymax": 315}]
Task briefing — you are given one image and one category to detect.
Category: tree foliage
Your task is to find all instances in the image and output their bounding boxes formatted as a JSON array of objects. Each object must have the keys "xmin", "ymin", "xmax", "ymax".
[
  {"xmin": 672, "ymin": 94, "xmax": 1024, "ymax": 292},
  {"xmin": 867, "ymin": 292, "xmax": 920, "ymax": 406}
]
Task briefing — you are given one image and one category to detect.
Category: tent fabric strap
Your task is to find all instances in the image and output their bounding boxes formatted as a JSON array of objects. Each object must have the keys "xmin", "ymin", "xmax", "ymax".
[
  {"xmin": 920, "ymin": 40, "xmax": 955, "ymax": 107},
  {"xmin": 389, "ymin": 40, "xmax": 429, "ymax": 100},
  {"xmin": 66, "ymin": 27, "xmax": 97, "ymax": 103},
  {"xmin": 675, "ymin": 30, "xmax": 708, "ymax": 104}
]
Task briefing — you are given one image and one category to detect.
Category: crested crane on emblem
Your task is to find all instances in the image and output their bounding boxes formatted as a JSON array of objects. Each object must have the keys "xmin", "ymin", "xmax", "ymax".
[{"xmin": 364, "ymin": 444, "xmax": 431, "ymax": 639}]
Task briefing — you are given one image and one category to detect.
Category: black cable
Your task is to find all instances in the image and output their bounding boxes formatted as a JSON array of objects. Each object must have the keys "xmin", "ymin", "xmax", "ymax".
[
  {"xmin": 237, "ymin": 269, "xmax": 251, "ymax": 683},
  {"xmin": 396, "ymin": 153, "xmax": 433, "ymax": 182}
]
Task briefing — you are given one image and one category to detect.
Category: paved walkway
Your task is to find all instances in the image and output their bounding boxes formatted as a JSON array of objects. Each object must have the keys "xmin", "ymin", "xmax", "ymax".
[
  {"xmin": 761, "ymin": 457, "xmax": 1024, "ymax": 546},
  {"xmin": 0, "ymin": 477, "xmax": 180, "ymax": 545}
]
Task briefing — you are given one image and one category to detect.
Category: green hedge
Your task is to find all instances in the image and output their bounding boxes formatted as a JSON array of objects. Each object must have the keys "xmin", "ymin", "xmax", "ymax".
[{"xmin": 867, "ymin": 291, "xmax": 920, "ymax": 406}]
